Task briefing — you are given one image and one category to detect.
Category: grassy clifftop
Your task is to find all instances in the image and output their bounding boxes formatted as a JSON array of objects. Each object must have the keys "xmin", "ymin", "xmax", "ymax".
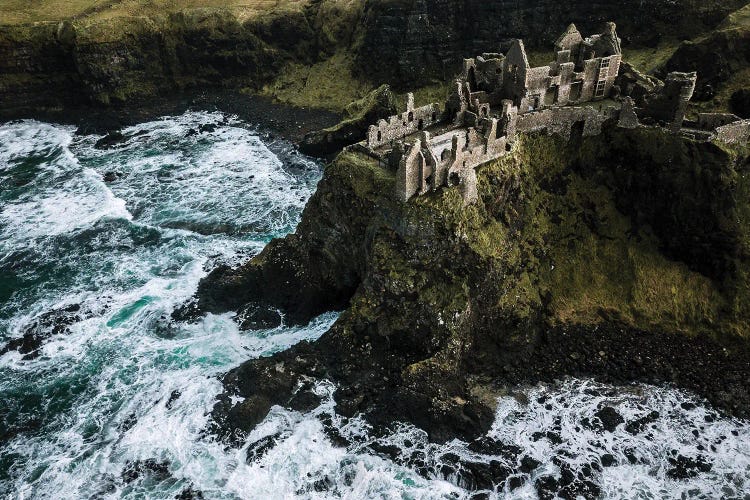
[
  {"xmin": 0, "ymin": 0, "xmax": 309, "ymax": 25},
  {"xmin": 0, "ymin": 0, "xmax": 372, "ymax": 115}
]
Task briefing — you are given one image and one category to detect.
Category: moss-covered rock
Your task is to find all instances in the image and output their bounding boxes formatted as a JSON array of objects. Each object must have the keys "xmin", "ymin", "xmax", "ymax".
[
  {"xmin": 298, "ymin": 84, "xmax": 398, "ymax": 156},
  {"xmin": 0, "ymin": 2, "xmax": 365, "ymax": 117},
  {"xmin": 199, "ymin": 124, "xmax": 750, "ymax": 443},
  {"xmin": 661, "ymin": 4, "xmax": 750, "ymax": 107}
]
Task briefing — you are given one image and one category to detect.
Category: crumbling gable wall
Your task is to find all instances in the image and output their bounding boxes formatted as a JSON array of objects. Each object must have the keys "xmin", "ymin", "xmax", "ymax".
[
  {"xmin": 396, "ymin": 137, "xmax": 425, "ymax": 203},
  {"xmin": 502, "ymin": 40, "xmax": 530, "ymax": 107}
]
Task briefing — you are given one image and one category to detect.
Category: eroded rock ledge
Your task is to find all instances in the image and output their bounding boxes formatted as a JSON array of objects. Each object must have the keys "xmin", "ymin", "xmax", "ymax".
[{"xmin": 193, "ymin": 123, "xmax": 750, "ymax": 443}]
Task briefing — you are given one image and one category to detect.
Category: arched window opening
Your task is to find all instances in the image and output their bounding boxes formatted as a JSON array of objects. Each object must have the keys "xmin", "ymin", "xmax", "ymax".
[
  {"xmin": 418, "ymin": 119, "xmax": 424, "ymax": 130},
  {"xmin": 408, "ymin": 111, "xmax": 414, "ymax": 122},
  {"xmin": 468, "ymin": 66, "xmax": 477, "ymax": 91},
  {"xmin": 377, "ymin": 130, "xmax": 382, "ymax": 142}
]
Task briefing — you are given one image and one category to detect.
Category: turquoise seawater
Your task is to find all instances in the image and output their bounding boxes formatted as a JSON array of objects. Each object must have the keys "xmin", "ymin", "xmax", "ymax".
[{"xmin": 1, "ymin": 112, "xmax": 749, "ymax": 499}]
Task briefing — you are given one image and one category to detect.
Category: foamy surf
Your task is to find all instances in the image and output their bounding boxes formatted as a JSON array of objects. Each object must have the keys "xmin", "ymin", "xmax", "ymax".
[{"xmin": 1, "ymin": 112, "xmax": 749, "ymax": 499}]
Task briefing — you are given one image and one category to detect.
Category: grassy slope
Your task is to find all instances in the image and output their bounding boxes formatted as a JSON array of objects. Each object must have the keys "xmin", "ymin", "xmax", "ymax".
[
  {"xmin": 692, "ymin": 3, "xmax": 750, "ymax": 114},
  {"xmin": 0, "ymin": 0, "xmax": 308, "ymax": 24}
]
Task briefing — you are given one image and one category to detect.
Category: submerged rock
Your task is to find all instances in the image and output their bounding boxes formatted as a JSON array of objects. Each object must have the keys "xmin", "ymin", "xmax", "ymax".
[
  {"xmin": 1, "ymin": 303, "xmax": 83, "ymax": 360},
  {"xmin": 121, "ymin": 459, "xmax": 171, "ymax": 483}
]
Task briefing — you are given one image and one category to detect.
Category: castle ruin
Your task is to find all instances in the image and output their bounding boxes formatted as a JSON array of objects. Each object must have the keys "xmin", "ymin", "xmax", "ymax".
[{"xmin": 350, "ymin": 23, "xmax": 750, "ymax": 204}]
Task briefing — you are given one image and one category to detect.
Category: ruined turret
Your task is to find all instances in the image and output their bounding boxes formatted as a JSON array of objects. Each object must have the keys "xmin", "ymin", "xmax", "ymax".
[{"xmin": 638, "ymin": 71, "xmax": 697, "ymax": 132}]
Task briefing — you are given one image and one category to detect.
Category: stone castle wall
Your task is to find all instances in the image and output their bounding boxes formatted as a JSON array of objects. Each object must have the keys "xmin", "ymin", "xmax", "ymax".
[
  {"xmin": 354, "ymin": 22, "xmax": 748, "ymax": 206},
  {"xmin": 367, "ymin": 94, "xmax": 442, "ymax": 149}
]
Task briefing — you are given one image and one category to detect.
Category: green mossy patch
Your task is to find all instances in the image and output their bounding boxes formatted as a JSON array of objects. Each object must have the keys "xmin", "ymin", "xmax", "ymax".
[
  {"xmin": 260, "ymin": 51, "xmax": 373, "ymax": 112},
  {"xmin": 338, "ymin": 127, "xmax": 750, "ymax": 340}
]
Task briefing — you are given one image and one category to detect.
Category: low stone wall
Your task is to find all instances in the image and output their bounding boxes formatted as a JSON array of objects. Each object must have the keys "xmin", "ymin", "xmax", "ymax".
[
  {"xmin": 367, "ymin": 98, "xmax": 441, "ymax": 149},
  {"xmin": 716, "ymin": 120, "xmax": 750, "ymax": 145},
  {"xmin": 516, "ymin": 105, "xmax": 619, "ymax": 140}
]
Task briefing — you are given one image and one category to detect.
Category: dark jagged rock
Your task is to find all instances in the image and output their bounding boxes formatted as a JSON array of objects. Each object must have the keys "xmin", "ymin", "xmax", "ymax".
[
  {"xmin": 195, "ymin": 123, "xmax": 750, "ymax": 445},
  {"xmin": 236, "ymin": 303, "xmax": 283, "ymax": 330},
  {"xmin": 103, "ymin": 171, "xmax": 120, "ymax": 183},
  {"xmin": 246, "ymin": 433, "xmax": 282, "ymax": 463},
  {"xmin": 625, "ymin": 410, "xmax": 660, "ymax": 434},
  {"xmin": 165, "ymin": 390, "xmax": 182, "ymax": 410},
  {"xmin": 730, "ymin": 88, "xmax": 750, "ymax": 118},
  {"xmin": 298, "ymin": 84, "xmax": 398, "ymax": 156},
  {"xmin": 592, "ymin": 406, "xmax": 625, "ymax": 433},
  {"xmin": 1, "ymin": 303, "xmax": 83, "ymax": 360},
  {"xmin": 95, "ymin": 131, "xmax": 127, "ymax": 149},
  {"xmin": 667, "ymin": 454, "xmax": 713, "ymax": 479}
]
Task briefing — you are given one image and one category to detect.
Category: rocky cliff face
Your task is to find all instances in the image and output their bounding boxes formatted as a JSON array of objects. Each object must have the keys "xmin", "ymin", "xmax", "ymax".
[
  {"xmin": 1, "ymin": 0, "xmax": 746, "ymax": 117},
  {"xmin": 196, "ymin": 125, "xmax": 750, "ymax": 443},
  {"xmin": 0, "ymin": 6, "xmax": 349, "ymax": 118},
  {"xmin": 355, "ymin": 0, "xmax": 748, "ymax": 87}
]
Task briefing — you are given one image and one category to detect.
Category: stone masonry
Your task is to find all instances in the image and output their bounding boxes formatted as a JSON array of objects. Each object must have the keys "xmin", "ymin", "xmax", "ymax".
[{"xmin": 351, "ymin": 22, "xmax": 750, "ymax": 204}]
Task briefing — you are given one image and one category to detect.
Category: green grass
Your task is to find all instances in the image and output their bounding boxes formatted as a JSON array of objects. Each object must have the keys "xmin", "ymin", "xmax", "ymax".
[
  {"xmin": 0, "ymin": 0, "xmax": 309, "ymax": 25},
  {"xmin": 259, "ymin": 51, "xmax": 374, "ymax": 112},
  {"xmin": 621, "ymin": 40, "xmax": 681, "ymax": 74}
]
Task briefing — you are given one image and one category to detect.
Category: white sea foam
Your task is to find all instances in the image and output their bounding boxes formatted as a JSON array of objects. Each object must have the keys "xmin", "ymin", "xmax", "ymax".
[
  {"xmin": 0, "ymin": 121, "xmax": 133, "ymax": 243},
  {"xmin": 2, "ymin": 112, "xmax": 749, "ymax": 499}
]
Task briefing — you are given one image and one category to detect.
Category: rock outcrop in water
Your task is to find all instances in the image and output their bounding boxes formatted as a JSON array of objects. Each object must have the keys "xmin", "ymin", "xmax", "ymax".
[{"xmin": 198, "ymin": 121, "xmax": 750, "ymax": 443}]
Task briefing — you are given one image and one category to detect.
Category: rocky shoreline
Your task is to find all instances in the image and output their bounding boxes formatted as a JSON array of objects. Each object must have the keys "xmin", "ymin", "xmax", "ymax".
[{"xmin": 0, "ymin": 89, "xmax": 339, "ymax": 143}]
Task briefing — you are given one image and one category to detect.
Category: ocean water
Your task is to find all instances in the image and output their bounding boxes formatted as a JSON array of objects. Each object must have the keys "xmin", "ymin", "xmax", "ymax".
[{"xmin": 1, "ymin": 112, "xmax": 749, "ymax": 499}]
